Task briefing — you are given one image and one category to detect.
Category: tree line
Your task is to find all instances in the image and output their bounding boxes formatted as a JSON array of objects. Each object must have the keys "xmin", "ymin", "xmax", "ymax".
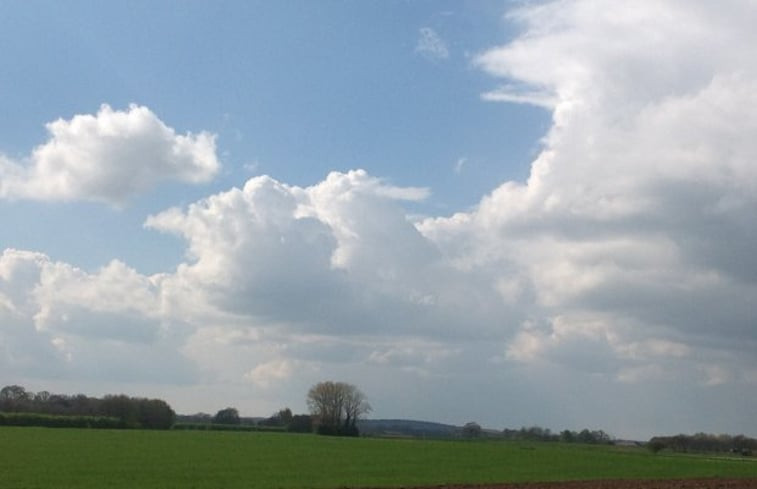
[
  {"xmin": 648, "ymin": 433, "xmax": 757, "ymax": 455},
  {"xmin": 176, "ymin": 381, "xmax": 371, "ymax": 437},
  {"xmin": 500, "ymin": 425, "xmax": 613, "ymax": 444},
  {"xmin": 0, "ymin": 381, "xmax": 372, "ymax": 436},
  {"xmin": 175, "ymin": 407, "xmax": 314, "ymax": 434},
  {"xmin": 1, "ymin": 381, "xmax": 633, "ymax": 444},
  {"xmin": 0, "ymin": 384, "xmax": 175, "ymax": 429}
]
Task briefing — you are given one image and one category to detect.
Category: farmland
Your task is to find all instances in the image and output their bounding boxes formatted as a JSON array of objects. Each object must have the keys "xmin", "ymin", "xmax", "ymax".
[{"xmin": 2, "ymin": 427, "xmax": 757, "ymax": 489}]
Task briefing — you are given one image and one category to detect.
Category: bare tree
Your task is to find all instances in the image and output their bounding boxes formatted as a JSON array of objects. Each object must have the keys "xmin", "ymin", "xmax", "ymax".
[
  {"xmin": 343, "ymin": 385, "xmax": 371, "ymax": 433},
  {"xmin": 306, "ymin": 381, "xmax": 371, "ymax": 436}
]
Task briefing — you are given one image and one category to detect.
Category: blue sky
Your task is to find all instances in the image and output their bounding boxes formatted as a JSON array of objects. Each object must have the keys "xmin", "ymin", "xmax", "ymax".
[
  {"xmin": 2, "ymin": 1, "xmax": 757, "ymax": 440},
  {"xmin": 1, "ymin": 0, "xmax": 547, "ymax": 273}
]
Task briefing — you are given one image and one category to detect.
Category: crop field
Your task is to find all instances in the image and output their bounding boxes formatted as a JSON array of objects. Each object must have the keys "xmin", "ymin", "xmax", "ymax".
[{"xmin": 2, "ymin": 427, "xmax": 757, "ymax": 489}]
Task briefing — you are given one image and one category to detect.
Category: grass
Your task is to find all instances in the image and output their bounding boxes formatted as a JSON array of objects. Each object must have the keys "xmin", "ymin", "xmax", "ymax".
[{"xmin": 1, "ymin": 427, "xmax": 757, "ymax": 489}]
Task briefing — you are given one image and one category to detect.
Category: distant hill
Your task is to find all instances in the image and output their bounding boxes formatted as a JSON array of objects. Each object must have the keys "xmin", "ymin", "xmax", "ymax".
[{"xmin": 357, "ymin": 419, "xmax": 460, "ymax": 438}]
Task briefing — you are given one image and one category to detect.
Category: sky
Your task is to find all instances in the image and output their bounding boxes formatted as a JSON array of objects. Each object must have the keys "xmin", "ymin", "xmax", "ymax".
[{"xmin": 1, "ymin": 0, "xmax": 756, "ymax": 440}]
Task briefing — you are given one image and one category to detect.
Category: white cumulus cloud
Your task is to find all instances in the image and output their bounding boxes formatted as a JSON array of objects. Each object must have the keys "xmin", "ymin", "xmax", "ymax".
[
  {"xmin": 0, "ymin": 248, "xmax": 194, "ymax": 383},
  {"xmin": 420, "ymin": 0, "xmax": 757, "ymax": 387},
  {"xmin": 0, "ymin": 104, "xmax": 219, "ymax": 205},
  {"xmin": 245, "ymin": 359, "xmax": 296, "ymax": 388},
  {"xmin": 144, "ymin": 169, "xmax": 499, "ymax": 339}
]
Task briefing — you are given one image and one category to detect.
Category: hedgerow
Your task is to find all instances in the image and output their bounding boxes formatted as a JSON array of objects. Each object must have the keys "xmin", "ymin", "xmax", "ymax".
[{"xmin": 0, "ymin": 412, "xmax": 124, "ymax": 429}]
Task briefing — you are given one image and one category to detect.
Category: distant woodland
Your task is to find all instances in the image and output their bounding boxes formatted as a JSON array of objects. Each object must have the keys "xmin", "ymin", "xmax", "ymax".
[
  {"xmin": 0, "ymin": 384, "xmax": 174, "ymax": 429},
  {"xmin": 2, "ymin": 383, "xmax": 756, "ymax": 455}
]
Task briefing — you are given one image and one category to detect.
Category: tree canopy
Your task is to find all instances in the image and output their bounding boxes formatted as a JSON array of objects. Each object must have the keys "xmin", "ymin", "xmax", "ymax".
[
  {"xmin": 213, "ymin": 407, "xmax": 241, "ymax": 425},
  {"xmin": 306, "ymin": 381, "xmax": 371, "ymax": 436},
  {"xmin": 0, "ymin": 385, "xmax": 175, "ymax": 429}
]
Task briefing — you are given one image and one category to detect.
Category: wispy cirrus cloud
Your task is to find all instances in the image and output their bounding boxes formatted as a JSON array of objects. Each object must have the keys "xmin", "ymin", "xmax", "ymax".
[
  {"xmin": 415, "ymin": 27, "xmax": 449, "ymax": 61},
  {"xmin": 454, "ymin": 157, "xmax": 467, "ymax": 174}
]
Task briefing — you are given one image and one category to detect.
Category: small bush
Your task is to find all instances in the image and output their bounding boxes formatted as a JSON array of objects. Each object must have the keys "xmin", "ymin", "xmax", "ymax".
[{"xmin": 288, "ymin": 415, "xmax": 313, "ymax": 433}]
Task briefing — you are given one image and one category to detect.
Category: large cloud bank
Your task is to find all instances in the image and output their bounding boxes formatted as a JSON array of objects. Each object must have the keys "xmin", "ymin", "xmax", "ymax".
[
  {"xmin": 2, "ymin": 1, "xmax": 756, "ymax": 436},
  {"xmin": 459, "ymin": 0, "xmax": 757, "ymax": 385}
]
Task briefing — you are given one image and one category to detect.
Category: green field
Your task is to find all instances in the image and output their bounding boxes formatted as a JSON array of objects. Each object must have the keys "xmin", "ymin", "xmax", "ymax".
[{"xmin": 2, "ymin": 427, "xmax": 757, "ymax": 489}]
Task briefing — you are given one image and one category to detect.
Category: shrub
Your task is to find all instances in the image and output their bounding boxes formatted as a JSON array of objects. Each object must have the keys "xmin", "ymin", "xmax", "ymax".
[
  {"xmin": 288, "ymin": 415, "xmax": 313, "ymax": 433},
  {"xmin": 648, "ymin": 439, "xmax": 666, "ymax": 454}
]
